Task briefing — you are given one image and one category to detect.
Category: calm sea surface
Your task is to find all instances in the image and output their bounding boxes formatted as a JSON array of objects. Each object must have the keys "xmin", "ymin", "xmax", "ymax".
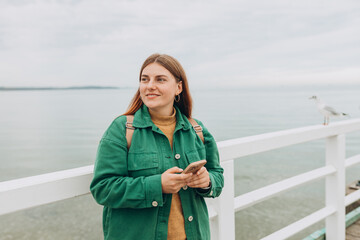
[{"xmin": 1, "ymin": 85, "xmax": 360, "ymax": 239}]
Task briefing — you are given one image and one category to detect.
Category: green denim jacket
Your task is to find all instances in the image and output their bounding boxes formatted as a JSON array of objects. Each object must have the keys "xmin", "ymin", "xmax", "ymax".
[{"xmin": 90, "ymin": 105, "xmax": 224, "ymax": 240}]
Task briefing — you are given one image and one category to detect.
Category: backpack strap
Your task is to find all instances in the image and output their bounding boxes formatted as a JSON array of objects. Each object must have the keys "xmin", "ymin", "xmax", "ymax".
[
  {"xmin": 125, "ymin": 115, "xmax": 135, "ymax": 149},
  {"xmin": 188, "ymin": 118, "xmax": 204, "ymax": 144}
]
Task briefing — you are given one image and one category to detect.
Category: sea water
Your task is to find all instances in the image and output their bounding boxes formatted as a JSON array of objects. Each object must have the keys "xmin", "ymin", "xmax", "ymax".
[{"xmin": 0, "ymin": 85, "xmax": 360, "ymax": 239}]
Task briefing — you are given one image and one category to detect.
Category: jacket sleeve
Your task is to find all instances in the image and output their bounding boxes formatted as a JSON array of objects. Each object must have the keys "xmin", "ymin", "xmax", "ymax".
[
  {"xmin": 194, "ymin": 119, "xmax": 224, "ymax": 198},
  {"xmin": 90, "ymin": 116, "xmax": 163, "ymax": 209}
]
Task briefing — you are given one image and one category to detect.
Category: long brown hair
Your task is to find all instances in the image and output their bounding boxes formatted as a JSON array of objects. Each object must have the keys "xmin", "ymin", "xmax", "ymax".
[{"xmin": 123, "ymin": 53, "xmax": 193, "ymax": 118}]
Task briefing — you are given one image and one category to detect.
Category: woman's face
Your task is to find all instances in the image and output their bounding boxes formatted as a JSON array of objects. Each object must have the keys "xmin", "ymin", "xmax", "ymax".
[{"xmin": 140, "ymin": 63, "xmax": 182, "ymax": 116}]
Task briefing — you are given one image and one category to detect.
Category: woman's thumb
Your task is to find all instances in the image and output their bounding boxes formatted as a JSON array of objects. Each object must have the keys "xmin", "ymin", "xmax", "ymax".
[{"xmin": 166, "ymin": 166, "xmax": 183, "ymax": 174}]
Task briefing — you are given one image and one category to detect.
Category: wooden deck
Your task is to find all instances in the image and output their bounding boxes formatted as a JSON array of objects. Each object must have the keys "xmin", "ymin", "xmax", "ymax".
[
  {"xmin": 346, "ymin": 220, "xmax": 360, "ymax": 240},
  {"xmin": 346, "ymin": 181, "xmax": 360, "ymax": 240}
]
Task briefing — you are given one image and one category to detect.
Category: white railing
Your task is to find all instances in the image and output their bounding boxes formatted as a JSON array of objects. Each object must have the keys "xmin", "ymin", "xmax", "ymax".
[{"xmin": 1, "ymin": 119, "xmax": 360, "ymax": 240}]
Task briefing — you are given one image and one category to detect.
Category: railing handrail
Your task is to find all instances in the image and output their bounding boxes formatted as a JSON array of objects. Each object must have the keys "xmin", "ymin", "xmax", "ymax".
[
  {"xmin": 1, "ymin": 118, "xmax": 360, "ymax": 240},
  {"xmin": 218, "ymin": 118, "xmax": 360, "ymax": 161},
  {"xmin": 0, "ymin": 166, "xmax": 93, "ymax": 192}
]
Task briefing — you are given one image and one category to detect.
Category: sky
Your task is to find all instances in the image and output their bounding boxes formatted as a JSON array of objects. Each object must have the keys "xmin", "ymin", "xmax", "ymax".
[{"xmin": 0, "ymin": 0, "xmax": 359, "ymax": 88}]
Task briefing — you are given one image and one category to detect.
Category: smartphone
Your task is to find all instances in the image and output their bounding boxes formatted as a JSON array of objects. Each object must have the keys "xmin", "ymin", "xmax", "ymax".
[{"xmin": 182, "ymin": 160, "xmax": 207, "ymax": 174}]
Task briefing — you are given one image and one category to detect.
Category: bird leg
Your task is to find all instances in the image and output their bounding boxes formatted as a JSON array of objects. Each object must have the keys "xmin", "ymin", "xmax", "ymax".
[{"xmin": 323, "ymin": 117, "xmax": 329, "ymax": 125}]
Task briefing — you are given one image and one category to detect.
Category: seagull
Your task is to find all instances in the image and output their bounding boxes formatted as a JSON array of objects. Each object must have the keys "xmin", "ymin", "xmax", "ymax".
[{"xmin": 309, "ymin": 96, "xmax": 349, "ymax": 125}]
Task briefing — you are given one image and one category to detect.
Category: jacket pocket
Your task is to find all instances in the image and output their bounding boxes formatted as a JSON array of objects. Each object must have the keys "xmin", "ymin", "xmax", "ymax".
[
  {"xmin": 185, "ymin": 147, "xmax": 206, "ymax": 164},
  {"xmin": 127, "ymin": 152, "xmax": 159, "ymax": 176}
]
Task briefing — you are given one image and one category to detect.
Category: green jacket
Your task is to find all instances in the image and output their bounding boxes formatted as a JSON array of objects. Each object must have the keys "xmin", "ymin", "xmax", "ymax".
[{"xmin": 90, "ymin": 105, "xmax": 224, "ymax": 240}]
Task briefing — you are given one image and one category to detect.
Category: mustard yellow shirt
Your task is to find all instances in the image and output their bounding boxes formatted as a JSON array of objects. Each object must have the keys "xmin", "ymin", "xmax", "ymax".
[{"xmin": 150, "ymin": 108, "xmax": 186, "ymax": 240}]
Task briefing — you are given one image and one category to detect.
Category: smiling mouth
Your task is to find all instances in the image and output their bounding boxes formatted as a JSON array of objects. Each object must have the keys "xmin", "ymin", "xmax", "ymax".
[{"xmin": 146, "ymin": 94, "xmax": 160, "ymax": 97}]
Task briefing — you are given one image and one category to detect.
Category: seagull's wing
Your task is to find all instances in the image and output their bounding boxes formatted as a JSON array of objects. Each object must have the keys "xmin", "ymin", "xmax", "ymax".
[{"xmin": 323, "ymin": 105, "xmax": 340, "ymax": 115}]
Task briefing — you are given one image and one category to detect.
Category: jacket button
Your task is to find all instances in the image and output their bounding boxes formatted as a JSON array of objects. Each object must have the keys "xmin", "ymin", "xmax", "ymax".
[
  {"xmin": 188, "ymin": 216, "xmax": 193, "ymax": 222},
  {"xmin": 182, "ymin": 185, "xmax": 188, "ymax": 190},
  {"xmin": 175, "ymin": 154, "xmax": 181, "ymax": 159},
  {"xmin": 152, "ymin": 201, "xmax": 158, "ymax": 207}
]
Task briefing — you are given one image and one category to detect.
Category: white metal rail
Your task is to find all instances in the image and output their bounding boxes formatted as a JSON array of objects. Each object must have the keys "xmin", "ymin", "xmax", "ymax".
[{"xmin": 1, "ymin": 119, "xmax": 360, "ymax": 240}]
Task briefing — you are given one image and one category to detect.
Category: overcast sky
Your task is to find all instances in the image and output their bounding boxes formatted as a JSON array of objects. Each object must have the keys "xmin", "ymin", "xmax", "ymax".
[{"xmin": 0, "ymin": 0, "xmax": 359, "ymax": 88}]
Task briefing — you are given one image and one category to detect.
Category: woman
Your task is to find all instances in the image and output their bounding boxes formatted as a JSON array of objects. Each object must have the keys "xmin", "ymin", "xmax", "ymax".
[{"xmin": 90, "ymin": 53, "xmax": 224, "ymax": 240}]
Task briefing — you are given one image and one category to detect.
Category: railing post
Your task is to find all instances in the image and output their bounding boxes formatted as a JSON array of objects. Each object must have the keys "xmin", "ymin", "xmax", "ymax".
[
  {"xmin": 210, "ymin": 159, "xmax": 235, "ymax": 240},
  {"xmin": 325, "ymin": 134, "xmax": 345, "ymax": 240}
]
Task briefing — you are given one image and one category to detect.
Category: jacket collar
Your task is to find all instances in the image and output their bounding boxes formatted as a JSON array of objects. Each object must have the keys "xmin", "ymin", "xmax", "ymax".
[
  {"xmin": 132, "ymin": 104, "xmax": 191, "ymax": 131},
  {"xmin": 174, "ymin": 105, "xmax": 191, "ymax": 131}
]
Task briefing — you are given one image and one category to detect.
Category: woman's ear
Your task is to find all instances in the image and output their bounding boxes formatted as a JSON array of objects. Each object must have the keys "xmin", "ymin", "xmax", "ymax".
[{"xmin": 176, "ymin": 81, "xmax": 183, "ymax": 95}]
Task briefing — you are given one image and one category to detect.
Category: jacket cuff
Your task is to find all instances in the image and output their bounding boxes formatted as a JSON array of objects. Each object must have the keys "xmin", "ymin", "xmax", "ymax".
[
  {"xmin": 145, "ymin": 174, "xmax": 164, "ymax": 208},
  {"xmin": 195, "ymin": 173, "xmax": 215, "ymax": 198}
]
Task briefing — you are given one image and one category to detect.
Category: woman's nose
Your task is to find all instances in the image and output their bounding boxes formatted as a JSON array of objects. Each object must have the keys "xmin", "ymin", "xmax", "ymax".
[{"xmin": 147, "ymin": 79, "xmax": 156, "ymax": 89}]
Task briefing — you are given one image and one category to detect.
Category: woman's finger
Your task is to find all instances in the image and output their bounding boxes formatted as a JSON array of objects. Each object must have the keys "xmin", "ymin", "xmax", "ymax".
[
  {"xmin": 196, "ymin": 166, "xmax": 206, "ymax": 176},
  {"xmin": 187, "ymin": 174, "xmax": 210, "ymax": 188}
]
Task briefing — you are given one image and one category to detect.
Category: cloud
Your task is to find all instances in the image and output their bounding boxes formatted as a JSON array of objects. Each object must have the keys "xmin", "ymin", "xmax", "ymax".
[{"xmin": 0, "ymin": 0, "xmax": 359, "ymax": 87}]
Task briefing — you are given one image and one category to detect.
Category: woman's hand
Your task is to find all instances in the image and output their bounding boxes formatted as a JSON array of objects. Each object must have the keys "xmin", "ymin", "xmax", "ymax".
[
  {"xmin": 186, "ymin": 167, "xmax": 211, "ymax": 189},
  {"xmin": 161, "ymin": 167, "xmax": 193, "ymax": 193}
]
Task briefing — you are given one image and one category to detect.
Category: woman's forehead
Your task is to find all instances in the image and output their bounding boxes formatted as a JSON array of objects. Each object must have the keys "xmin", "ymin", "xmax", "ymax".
[{"xmin": 142, "ymin": 63, "xmax": 172, "ymax": 77}]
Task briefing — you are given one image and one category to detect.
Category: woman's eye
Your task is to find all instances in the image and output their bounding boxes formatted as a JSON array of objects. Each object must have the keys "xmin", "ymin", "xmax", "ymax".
[
  {"xmin": 140, "ymin": 78, "xmax": 148, "ymax": 82},
  {"xmin": 158, "ymin": 78, "xmax": 165, "ymax": 82}
]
